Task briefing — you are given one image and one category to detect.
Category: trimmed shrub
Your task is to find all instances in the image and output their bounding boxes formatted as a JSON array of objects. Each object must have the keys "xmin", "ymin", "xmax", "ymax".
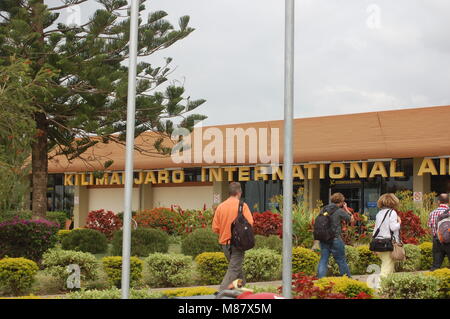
[
  {"xmin": 254, "ymin": 235, "xmax": 282, "ymax": 253},
  {"xmin": 395, "ymin": 244, "xmax": 421, "ymax": 272},
  {"xmin": 426, "ymin": 268, "xmax": 450, "ymax": 298},
  {"xmin": 42, "ymin": 249, "xmax": 99, "ymax": 290},
  {"xmin": 195, "ymin": 252, "xmax": 228, "ymax": 285},
  {"xmin": 85, "ymin": 209, "xmax": 122, "ymax": 240},
  {"xmin": 329, "ymin": 245, "xmax": 360, "ymax": 276},
  {"xmin": 0, "ymin": 218, "xmax": 59, "ymax": 261},
  {"xmin": 102, "ymin": 256, "xmax": 143, "ymax": 288},
  {"xmin": 145, "ymin": 253, "xmax": 193, "ymax": 287},
  {"xmin": 57, "ymin": 230, "xmax": 72, "ymax": 243},
  {"xmin": 61, "ymin": 228, "xmax": 108, "ymax": 254},
  {"xmin": 292, "ymin": 247, "xmax": 320, "ymax": 276},
  {"xmin": 181, "ymin": 228, "xmax": 220, "ymax": 257},
  {"xmin": 111, "ymin": 228, "xmax": 169, "ymax": 257},
  {"xmin": 419, "ymin": 242, "xmax": 433, "ymax": 270},
  {"xmin": 67, "ymin": 287, "xmax": 163, "ymax": 299},
  {"xmin": 162, "ymin": 287, "xmax": 217, "ymax": 298},
  {"xmin": 0, "ymin": 258, "xmax": 39, "ymax": 296},
  {"xmin": 380, "ymin": 272, "xmax": 441, "ymax": 299},
  {"xmin": 46, "ymin": 211, "xmax": 68, "ymax": 229},
  {"xmin": 243, "ymin": 248, "xmax": 281, "ymax": 282},
  {"xmin": 315, "ymin": 276, "xmax": 374, "ymax": 298},
  {"xmin": 355, "ymin": 245, "xmax": 381, "ymax": 274}
]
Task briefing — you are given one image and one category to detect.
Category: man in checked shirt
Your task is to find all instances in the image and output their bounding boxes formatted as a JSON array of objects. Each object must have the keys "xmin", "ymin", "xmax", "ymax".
[{"xmin": 427, "ymin": 193, "xmax": 450, "ymax": 270}]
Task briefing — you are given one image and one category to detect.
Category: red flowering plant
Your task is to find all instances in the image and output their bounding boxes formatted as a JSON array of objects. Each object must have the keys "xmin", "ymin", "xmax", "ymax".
[
  {"xmin": 290, "ymin": 273, "xmax": 346, "ymax": 299},
  {"xmin": 341, "ymin": 207, "xmax": 370, "ymax": 245},
  {"xmin": 253, "ymin": 211, "xmax": 283, "ymax": 237},
  {"xmin": 397, "ymin": 210, "xmax": 429, "ymax": 244},
  {"xmin": 134, "ymin": 207, "xmax": 182, "ymax": 235},
  {"xmin": 85, "ymin": 209, "xmax": 122, "ymax": 240},
  {"xmin": 170, "ymin": 205, "xmax": 214, "ymax": 235}
]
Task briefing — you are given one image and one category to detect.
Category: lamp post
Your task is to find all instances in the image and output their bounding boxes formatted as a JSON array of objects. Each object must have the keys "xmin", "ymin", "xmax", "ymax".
[
  {"xmin": 121, "ymin": 0, "xmax": 140, "ymax": 299},
  {"xmin": 282, "ymin": 0, "xmax": 295, "ymax": 299}
]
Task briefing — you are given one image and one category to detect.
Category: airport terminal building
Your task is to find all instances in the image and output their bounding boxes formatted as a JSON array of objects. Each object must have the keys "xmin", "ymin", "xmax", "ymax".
[{"xmin": 45, "ymin": 106, "xmax": 450, "ymax": 227}]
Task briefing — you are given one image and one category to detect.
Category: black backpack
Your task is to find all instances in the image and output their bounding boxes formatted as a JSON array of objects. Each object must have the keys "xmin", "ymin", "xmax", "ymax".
[
  {"xmin": 313, "ymin": 206, "xmax": 338, "ymax": 242},
  {"xmin": 230, "ymin": 201, "xmax": 255, "ymax": 251}
]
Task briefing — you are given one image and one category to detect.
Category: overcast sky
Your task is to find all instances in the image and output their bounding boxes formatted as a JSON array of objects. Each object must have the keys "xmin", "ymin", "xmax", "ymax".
[{"xmin": 48, "ymin": 0, "xmax": 450, "ymax": 125}]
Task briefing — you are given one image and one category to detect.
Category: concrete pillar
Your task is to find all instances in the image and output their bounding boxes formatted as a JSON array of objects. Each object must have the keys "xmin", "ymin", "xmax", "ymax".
[
  {"xmin": 140, "ymin": 183, "xmax": 153, "ymax": 211},
  {"xmin": 304, "ymin": 167, "xmax": 321, "ymax": 210},
  {"xmin": 212, "ymin": 181, "xmax": 229, "ymax": 206},
  {"xmin": 413, "ymin": 157, "xmax": 431, "ymax": 205},
  {"xmin": 73, "ymin": 186, "xmax": 89, "ymax": 228}
]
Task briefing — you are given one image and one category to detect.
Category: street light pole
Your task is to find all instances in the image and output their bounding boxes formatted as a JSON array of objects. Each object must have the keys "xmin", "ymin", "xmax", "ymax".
[
  {"xmin": 282, "ymin": 0, "xmax": 295, "ymax": 299},
  {"xmin": 121, "ymin": 0, "xmax": 140, "ymax": 299}
]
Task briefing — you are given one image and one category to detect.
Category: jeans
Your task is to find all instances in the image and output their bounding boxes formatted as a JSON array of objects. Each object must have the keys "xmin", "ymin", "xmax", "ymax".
[
  {"xmin": 317, "ymin": 238, "xmax": 351, "ymax": 278},
  {"xmin": 431, "ymin": 236, "xmax": 450, "ymax": 270},
  {"xmin": 219, "ymin": 244, "xmax": 246, "ymax": 291}
]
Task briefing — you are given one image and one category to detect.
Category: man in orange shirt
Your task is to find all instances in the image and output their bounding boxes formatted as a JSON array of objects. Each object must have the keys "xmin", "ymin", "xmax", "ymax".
[{"xmin": 212, "ymin": 182, "xmax": 254, "ymax": 291}]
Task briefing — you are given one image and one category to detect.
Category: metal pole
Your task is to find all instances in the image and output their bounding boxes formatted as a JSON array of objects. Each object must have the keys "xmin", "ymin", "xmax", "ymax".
[
  {"xmin": 282, "ymin": 0, "xmax": 295, "ymax": 299},
  {"xmin": 121, "ymin": 0, "xmax": 140, "ymax": 299}
]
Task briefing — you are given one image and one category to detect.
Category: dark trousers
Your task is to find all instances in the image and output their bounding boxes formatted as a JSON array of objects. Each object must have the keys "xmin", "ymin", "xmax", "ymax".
[
  {"xmin": 317, "ymin": 238, "xmax": 351, "ymax": 279},
  {"xmin": 219, "ymin": 244, "xmax": 245, "ymax": 291},
  {"xmin": 431, "ymin": 236, "xmax": 450, "ymax": 270}
]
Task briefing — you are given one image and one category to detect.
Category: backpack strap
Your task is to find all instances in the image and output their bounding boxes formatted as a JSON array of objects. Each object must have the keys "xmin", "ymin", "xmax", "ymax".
[
  {"xmin": 238, "ymin": 200, "xmax": 244, "ymax": 217},
  {"xmin": 373, "ymin": 209, "xmax": 392, "ymax": 239}
]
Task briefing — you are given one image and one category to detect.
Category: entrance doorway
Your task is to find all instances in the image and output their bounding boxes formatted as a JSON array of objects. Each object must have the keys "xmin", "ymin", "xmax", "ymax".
[{"xmin": 330, "ymin": 184, "xmax": 362, "ymax": 213}]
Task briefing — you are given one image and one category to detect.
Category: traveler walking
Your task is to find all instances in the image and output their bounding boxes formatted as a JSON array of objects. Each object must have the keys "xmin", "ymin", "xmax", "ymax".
[{"xmin": 428, "ymin": 193, "xmax": 450, "ymax": 270}]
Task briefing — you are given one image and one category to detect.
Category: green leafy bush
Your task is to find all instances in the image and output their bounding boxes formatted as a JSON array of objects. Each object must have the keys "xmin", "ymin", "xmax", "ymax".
[
  {"xmin": 61, "ymin": 228, "xmax": 108, "ymax": 254},
  {"xmin": 426, "ymin": 268, "xmax": 450, "ymax": 299},
  {"xmin": 355, "ymin": 245, "xmax": 380, "ymax": 274},
  {"xmin": 42, "ymin": 249, "xmax": 99, "ymax": 290},
  {"xmin": 395, "ymin": 244, "xmax": 421, "ymax": 272},
  {"xmin": 111, "ymin": 228, "xmax": 169, "ymax": 257},
  {"xmin": 46, "ymin": 211, "xmax": 68, "ymax": 229},
  {"xmin": 380, "ymin": 272, "xmax": 441, "ymax": 299},
  {"xmin": 0, "ymin": 218, "xmax": 59, "ymax": 261},
  {"xmin": 145, "ymin": 253, "xmax": 193, "ymax": 287},
  {"xmin": 0, "ymin": 210, "xmax": 32, "ymax": 223},
  {"xmin": 0, "ymin": 258, "xmax": 38, "ymax": 296},
  {"xmin": 181, "ymin": 228, "xmax": 220, "ymax": 257},
  {"xmin": 67, "ymin": 287, "xmax": 163, "ymax": 299},
  {"xmin": 254, "ymin": 235, "xmax": 282, "ymax": 253},
  {"xmin": 419, "ymin": 242, "xmax": 433, "ymax": 270},
  {"xmin": 57, "ymin": 230, "xmax": 72, "ymax": 243},
  {"xmin": 102, "ymin": 256, "xmax": 143, "ymax": 288},
  {"xmin": 316, "ymin": 276, "xmax": 374, "ymax": 298},
  {"xmin": 162, "ymin": 287, "xmax": 217, "ymax": 297},
  {"xmin": 243, "ymin": 248, "xmax": 281, "ymax": 282},
  {"xmin": 195, "ymin": 252, "xmax": 228, "ymax": 285},
  {"xmin": 292, "ymin": 247, "xmax": 319, "ymax": 276},
  {"xmin": 329, "ymin": 245, "xmax": 360, "ymax": 275}
]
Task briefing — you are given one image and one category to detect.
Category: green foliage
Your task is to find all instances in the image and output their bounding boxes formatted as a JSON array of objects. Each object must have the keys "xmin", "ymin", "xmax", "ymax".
[
  {"xmin": 355, "ymin": 245, "xmax": 381, "ymax": 274},
  {"xmin": 41, "ymin": 249, "xmax": 99, "ymax": 290},
  {"xmin": 61, "ymin": 228, "xmax": 108, "ymax": 254},
  {"xmin": 181, "ymin": 228, "xmax": 220, "ymax": 257},
  {"xmin": 102, "ymin": 256, "xmax": 143, "ymax": 288},
  {"xmin": 46, "ymin": 211, "xmax": 68, "ymax": 229},
  {"xmin": 419, "ymin": 242, "xmax": 433, "ymax": 270},
  {"xmin": 254, "ymin": 235, "xmax": 282, "ymax": 253},
  {"xmin": 57, "ymin": 230, "xmax": 72, "ymax": 243},
  {"xmin": 243, "ymin": 248, "xmax": 281, "ymax": 282},
  {"xmin": 67, "ymin": 288, "xmax": 163, "ymax": 299},
  {"xmin": 195, "ymin": 252, "xmax": 228, "ymax": 285},
  {"xmin": 0, "ymin": 210, "xmax": 32, "ymax": 223},
  {"xmin": 145, "ymin": 253, "xmax": 193, "ymax": 287},
  {"xmin": 380, "ymin": 272, "xmax": 441, "ymax": 299},
  {"xmin": 316, "ymin": 276, "xmax": 374, "ymax": 298},
  {"xmin": 162, "ymin": 287, "xmax": 217, "ymax": 297},
  {"xmin": 0, "ymin": 60, "xmax": 52, "ymax": 212},
  {"xmin": 0, "ymin": 258, "xmax": 39, "ymax": 296},
  {"xmin": 426, "ymin": 268, "xmax": 450, "ymax": 299},
  {"xmin": 329, "ymin": 245, "xmax": 360, "ymax": 275},
  {"xmin": 292, "ymin": 247, "xmax": 320, "ymax": 276},
  {"xmin": 395, "ymin": 244, "xmax": 421, "ymax": 272},
  {"xmin": 111, "ymin": 228, "xmax": 169, "ymax": 257}
]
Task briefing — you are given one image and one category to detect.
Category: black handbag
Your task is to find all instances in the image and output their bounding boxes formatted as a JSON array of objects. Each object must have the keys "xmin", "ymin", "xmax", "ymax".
[{"xmin": 369, "ymin": 209, "xmax": 394, "ymax": 252}]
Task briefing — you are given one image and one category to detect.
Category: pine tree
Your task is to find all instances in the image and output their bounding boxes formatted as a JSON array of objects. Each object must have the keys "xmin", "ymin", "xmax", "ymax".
[{"xmin": 0, "ymin": 0, "xmax": 207, "ymax": 217}]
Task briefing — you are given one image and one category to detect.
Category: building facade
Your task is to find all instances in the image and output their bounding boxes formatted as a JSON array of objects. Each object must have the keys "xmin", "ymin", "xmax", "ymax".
[{"xmin": 45, "ymin": 106, "xmax": 450, "ymax": 227}]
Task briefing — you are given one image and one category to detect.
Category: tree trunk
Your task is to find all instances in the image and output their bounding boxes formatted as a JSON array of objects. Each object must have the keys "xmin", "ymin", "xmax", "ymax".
[{"xmin": 31, "ymin": 112, "xmax": 48, "ymax": 218}]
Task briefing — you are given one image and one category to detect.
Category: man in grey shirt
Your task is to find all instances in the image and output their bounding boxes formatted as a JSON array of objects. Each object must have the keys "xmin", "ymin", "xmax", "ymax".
[{"xmin": 317, "ymin": 192, "xmax": 354, "ymax": 278}]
